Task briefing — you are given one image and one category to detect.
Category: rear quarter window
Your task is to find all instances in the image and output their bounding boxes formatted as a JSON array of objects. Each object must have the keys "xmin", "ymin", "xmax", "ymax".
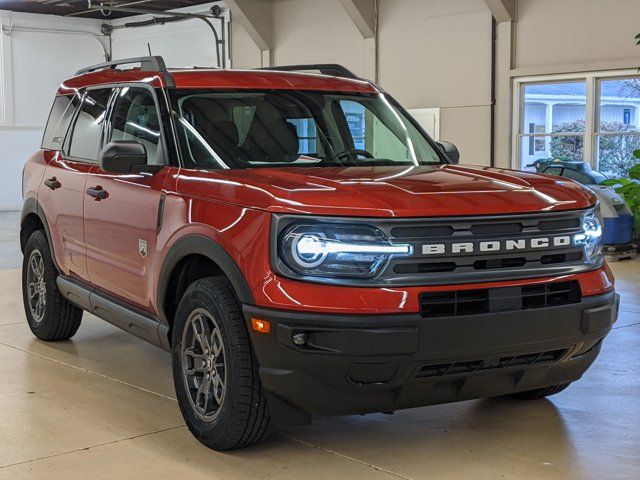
[{"xmin": 41, "ymin": 94, "xmax": 80, "ymax": 150}]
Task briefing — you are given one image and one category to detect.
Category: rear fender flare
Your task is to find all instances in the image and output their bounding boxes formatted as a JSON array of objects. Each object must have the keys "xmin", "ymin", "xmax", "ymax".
[{"xmin": 20, "ymin": 198, "xmax": 60, "ymax": 271}]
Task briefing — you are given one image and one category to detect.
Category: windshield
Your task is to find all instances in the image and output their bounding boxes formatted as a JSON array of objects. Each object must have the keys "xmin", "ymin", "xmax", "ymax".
[{"xmin": 170, "ymin": 89, "xmax": 445, "ymax": 170}]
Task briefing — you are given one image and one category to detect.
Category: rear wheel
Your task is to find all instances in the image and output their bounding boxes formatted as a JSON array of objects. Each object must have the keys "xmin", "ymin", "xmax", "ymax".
[
  {"xmin": 509, "ymin": 383, "xmax": 571, "ymax": 400},
  {"xmin": 171, "ymin": 277, "xmax": 270, "ymax": 450},
  {"xmin": 22, "ymin": 230, "xmax": 82, "ymax": 341}
]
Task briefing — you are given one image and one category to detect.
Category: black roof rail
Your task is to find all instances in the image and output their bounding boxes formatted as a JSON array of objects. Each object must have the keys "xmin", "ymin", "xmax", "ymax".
[
  {"xmin": 259, "ymin": 64, "xmax": 360, "ymax": 80},
  {"xmin": 75, "ymin": 56, "xmax": 174, "ymax": 86},
  {"xmin": 76, "ymin": 56, "xmax": 166, "ymax": 75}
]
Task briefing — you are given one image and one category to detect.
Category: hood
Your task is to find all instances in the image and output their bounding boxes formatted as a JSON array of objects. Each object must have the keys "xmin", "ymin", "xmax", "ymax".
[{"xmin": 176, "ymin": 164, "xmax": 597, "ymax": 218}]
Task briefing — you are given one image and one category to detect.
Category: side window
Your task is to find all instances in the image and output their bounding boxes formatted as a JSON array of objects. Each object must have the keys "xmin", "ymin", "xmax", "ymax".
[
  {"xmin": 67, "ymin": 88, "xmax": 112, "ymax": 161},
  {"xmin": 110, "ymin": 87, "xmax": 163, "ymax": 165},
  {"xmin": 42, "ymin": 94, "xmax": 81, "ymax": 150}
]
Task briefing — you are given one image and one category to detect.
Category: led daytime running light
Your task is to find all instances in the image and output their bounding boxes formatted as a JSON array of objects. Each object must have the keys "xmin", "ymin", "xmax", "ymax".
[{"xmin": 296, "ymin": 235, "xmax": 412, "ymax": 256}]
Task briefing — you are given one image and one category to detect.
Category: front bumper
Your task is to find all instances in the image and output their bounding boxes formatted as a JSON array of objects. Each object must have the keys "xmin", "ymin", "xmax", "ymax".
[{"xmin": 243, "ymin": 290, "xmax": 619, "ymax": 418}]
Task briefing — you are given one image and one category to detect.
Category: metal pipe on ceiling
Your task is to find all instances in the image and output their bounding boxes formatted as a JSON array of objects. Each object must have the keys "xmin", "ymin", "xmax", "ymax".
[
  {"xmin": 85, "ymin": 1, "xmax": 227, "ymax": 68},
  {"xmin": 108, "ymin": 14, "xmax": 189, "ymax": 30},
  {"xmin": 0, "ymin": 23, "xmax": 110, "ymax": 61}
]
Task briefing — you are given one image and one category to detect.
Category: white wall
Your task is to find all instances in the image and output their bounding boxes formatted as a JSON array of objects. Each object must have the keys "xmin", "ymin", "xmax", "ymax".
[
  {"xmin": 0, "ymin": 11, "xmax": 106, "ymax": 209},
  {"xmin": 110, "ymin": 3, "xmax": 230, "ymax": 68},
  {"xmin": 514, "ymin": 0, "xmax": 640, "ymax": 73}
]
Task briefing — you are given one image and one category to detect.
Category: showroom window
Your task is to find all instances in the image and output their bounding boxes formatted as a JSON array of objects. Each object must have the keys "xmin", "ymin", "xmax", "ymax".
[
  {"xmin": 514, "ymin": 72, "xmax": 640, "ymax": 177},
  {"xmin": 596, "ymin": 78, "xmax": 640, "ymax": 177}
]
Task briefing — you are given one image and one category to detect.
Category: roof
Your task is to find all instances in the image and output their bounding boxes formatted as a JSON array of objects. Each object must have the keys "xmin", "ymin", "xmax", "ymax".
[{"xmin": 58, "ymin": 67, "xmax": 378, "ymax": 95}]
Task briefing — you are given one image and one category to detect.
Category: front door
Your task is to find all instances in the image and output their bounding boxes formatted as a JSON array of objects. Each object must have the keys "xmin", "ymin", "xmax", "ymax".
[{"xmin": 83, "ymin": 86, "xmax": 170, "ymax": 311}]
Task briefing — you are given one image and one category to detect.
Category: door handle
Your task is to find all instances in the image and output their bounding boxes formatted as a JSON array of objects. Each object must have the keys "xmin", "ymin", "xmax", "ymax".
[
  {"xmin": 86, "ymin": 185, "xmax": 109, "ymax": 200},
  {"xmin": 44, "ymin": 177, "xmax": 61, "ymax": 190}
]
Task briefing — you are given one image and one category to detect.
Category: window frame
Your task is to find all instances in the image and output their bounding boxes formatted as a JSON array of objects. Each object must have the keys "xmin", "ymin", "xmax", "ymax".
[{"xmin": 512, "ymin": 69, "xmax": 640, "ymax": 171}]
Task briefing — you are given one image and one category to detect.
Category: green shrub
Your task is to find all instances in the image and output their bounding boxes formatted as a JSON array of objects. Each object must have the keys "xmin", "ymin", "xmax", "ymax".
[{"xmin": 601, "ymin": 160, "xmax": 640, "ymax": 234}]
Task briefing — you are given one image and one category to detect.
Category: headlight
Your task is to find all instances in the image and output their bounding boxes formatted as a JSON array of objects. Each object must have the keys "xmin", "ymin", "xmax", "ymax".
[
  {"xmin": 575, "ymin": 208, "xmax": 603, "ymax": 263},
  {"xmin": 279, "ymin": 223, "xmax": 412, "ymax": 279}
]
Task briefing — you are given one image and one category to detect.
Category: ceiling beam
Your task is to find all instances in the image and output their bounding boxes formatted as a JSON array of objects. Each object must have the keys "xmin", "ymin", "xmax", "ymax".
[
  {"xmin": 484, "ymin": 0, "xmax": 516, "ymax": 23},
  {"xmin": 338, "ymin": 0, "xmax": 375, "ymax": 38},
  {"xmin": 225, "ymin": 0, "xmax": 274, "ymax": 51}
]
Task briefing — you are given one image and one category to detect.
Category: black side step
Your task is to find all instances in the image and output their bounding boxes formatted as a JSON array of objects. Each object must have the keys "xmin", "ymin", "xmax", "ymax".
[{"xmin": 56, "ymin": 276, "xmax": 170, "ymax": 352}]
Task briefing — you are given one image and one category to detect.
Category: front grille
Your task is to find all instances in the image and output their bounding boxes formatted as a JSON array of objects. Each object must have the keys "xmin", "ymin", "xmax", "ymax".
[
  {"xmin": 419, "ymin": 280, "xmax": 581, "ymax": 318},
  {"xmin": 414, "ymin": 348, "xmax": 567, "ymax": 379},
  {"xmin": 522, "ymin": 281, "xmax": 581, "ymax": 309},
  {"xmin": 381, "ymin": 209, "xmax": 594, "ymax": 286}
]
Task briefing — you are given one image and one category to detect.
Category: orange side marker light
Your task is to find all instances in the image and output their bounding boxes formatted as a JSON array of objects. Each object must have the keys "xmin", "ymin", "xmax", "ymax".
[{"xmin": 251, "ymin": 318, "xmax": 271, "ymax": 334}]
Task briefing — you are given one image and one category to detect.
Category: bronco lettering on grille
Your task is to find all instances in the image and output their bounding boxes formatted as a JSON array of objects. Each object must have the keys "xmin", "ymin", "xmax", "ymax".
[{"xmin": 421, "ymin": 235, "xmax": 572, "ymax": 255}]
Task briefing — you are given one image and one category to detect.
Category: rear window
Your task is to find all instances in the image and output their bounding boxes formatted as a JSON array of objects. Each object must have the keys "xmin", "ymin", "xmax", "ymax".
[{"xmin": 41, "ymin": 94, "xmax": 80, "ymax": 150}]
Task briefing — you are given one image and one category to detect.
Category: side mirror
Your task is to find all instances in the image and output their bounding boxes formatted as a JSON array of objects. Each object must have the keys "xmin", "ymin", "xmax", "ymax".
[
  {"xmin": 437, "ymin": 141, "xmax": 460, "ymax": 164},
  {"xmin": 99, "ymin": 141, "xmax": 149, "ymax": 174}
]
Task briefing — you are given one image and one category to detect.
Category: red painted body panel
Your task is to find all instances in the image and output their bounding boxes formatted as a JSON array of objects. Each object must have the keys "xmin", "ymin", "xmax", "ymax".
[
  {"xmin": 175, "ymin": 164, "xmax": 596, "ymax": 218},
  {"xmin": 256, "ymin": 266, "xmax": 614, "ymax": 314},
  {"xmin": 169, "ymin": 69, "xmax": 378, "ymax": 92},
  {"xmin": 58, "ymin": 69, "xmax": 376, "ymax": 94}
]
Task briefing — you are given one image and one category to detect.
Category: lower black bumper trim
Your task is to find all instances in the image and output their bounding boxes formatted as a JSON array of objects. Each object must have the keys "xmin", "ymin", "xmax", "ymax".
[{"xmin": 243, "ymin": 290, "xmax": 618, "ymax": 418}]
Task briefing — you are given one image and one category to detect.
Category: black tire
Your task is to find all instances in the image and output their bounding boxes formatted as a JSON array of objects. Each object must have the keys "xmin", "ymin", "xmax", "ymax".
[
  {"xmin": 509, "ymin": 382, "xmax": 571, "ymax": 400},
  {"xmin": 22, "ymin": 229, "xmax": 82, "ymax": 341},
  {"xmin": 171, "ymin": 277, "xmax": 271, "ymax": 451}
]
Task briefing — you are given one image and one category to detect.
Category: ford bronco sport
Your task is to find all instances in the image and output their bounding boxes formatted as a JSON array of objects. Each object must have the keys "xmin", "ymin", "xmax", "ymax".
[{"xmin": 21, "ymin": 56, "xmax": 619, "ymax": 451}]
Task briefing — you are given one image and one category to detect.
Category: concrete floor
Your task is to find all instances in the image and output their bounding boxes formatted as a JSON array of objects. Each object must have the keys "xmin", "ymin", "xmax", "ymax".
[{"xmin": 0, "ymin": 211, "xmax": 638, "ymax": 478}]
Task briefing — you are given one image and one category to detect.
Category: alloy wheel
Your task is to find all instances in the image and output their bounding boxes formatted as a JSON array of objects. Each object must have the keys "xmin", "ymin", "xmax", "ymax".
[
  {"xmin": 181, "ymin": 308, "xmax": 227, "ymax": 422},
  {"xmin": 26, "ymin": 249, "xmax": 46, "ymax": 323}
]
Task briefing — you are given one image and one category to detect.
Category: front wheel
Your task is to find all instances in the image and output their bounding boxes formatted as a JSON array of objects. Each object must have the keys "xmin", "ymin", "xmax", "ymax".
[
  {"xmin": 22, "ymin": 230, "xmax": 82, "ymax": 341},
  {"xmin": 171, "ymin": 277, "xmax": 271, "ymax": 451}
]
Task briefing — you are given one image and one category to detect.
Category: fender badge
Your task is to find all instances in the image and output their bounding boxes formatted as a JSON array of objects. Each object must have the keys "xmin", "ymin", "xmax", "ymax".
[{"xmin": 139, "ymin": 239, "xmax": 148, "ymax": 258}]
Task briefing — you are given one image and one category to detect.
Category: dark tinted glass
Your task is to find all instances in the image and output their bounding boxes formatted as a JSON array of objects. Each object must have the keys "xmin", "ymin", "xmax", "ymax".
[
  {"xmin": 42, "ymin": 94, "xmax": 81, "ymax": 150},
  {"xmin": 68, "ymin": 88, "xmax": 112, "ymax": 161}
]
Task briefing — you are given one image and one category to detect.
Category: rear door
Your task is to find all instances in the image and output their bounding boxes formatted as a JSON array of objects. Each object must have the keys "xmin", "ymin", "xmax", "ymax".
[
  {"xmin": 40, "ymin": 88, "xmax": 112, "ymax": 281},
  {"xmin": 83, "ymin": 85, "xmax": 170, "ymax": 311}
]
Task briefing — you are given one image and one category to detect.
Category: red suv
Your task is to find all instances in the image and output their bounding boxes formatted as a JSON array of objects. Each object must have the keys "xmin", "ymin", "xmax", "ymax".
[{"xmin": 21, "ymin": 56, "xmax": 619, "ymax": 450}]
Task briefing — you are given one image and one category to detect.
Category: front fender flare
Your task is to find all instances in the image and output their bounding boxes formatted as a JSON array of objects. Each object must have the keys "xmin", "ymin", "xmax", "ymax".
[{"xmin": 156, "ymin": 234, "xmax": 255, "ymax": 323}]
